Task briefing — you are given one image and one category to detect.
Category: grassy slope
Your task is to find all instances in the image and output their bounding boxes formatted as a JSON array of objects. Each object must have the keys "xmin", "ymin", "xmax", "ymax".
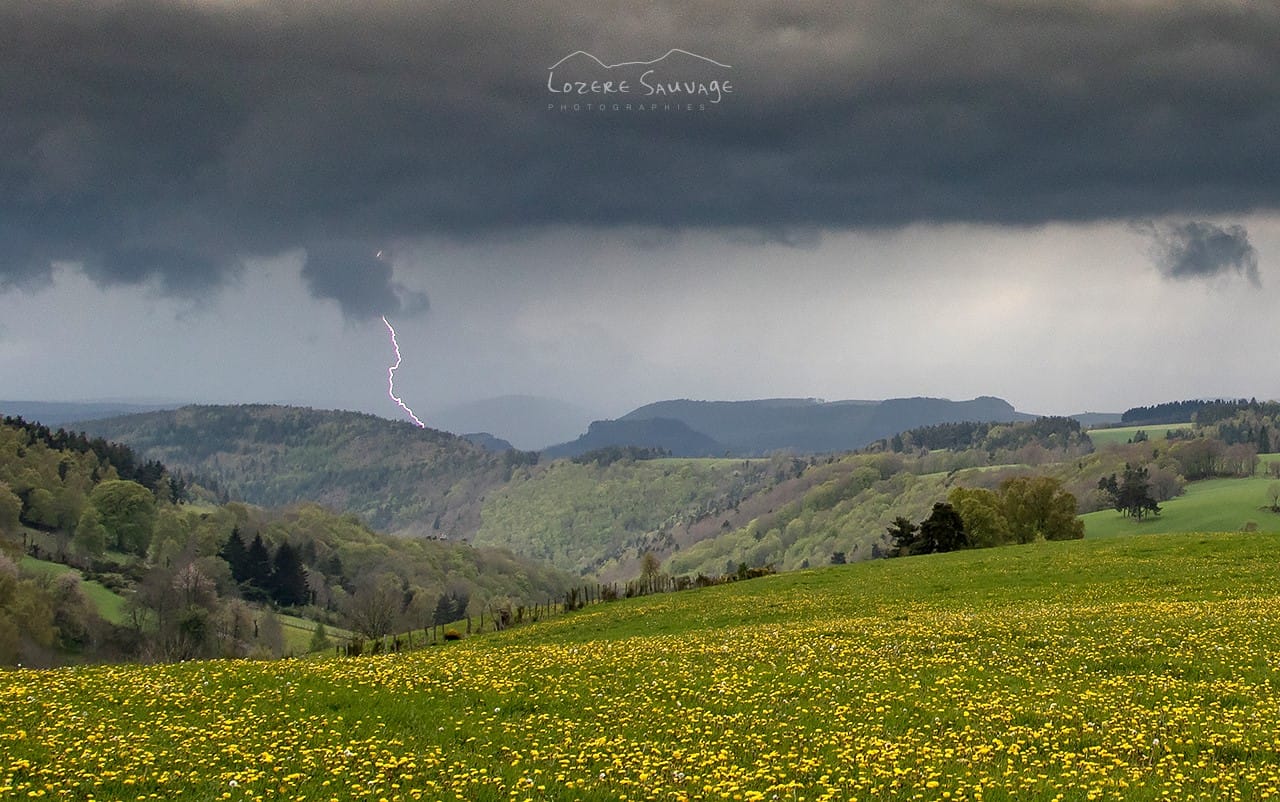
[
  {"xmin": 276, "ymin": 613, "xmax": 352, "ymax": 655},
  {"xmin": 18, "ymin": 556, "xmax": 129, "ymax": 624},
  {"xmin": 8, "ymin": 532, "xmax": 1280, "ymax": 800},
  {"xmin": 1082, "ymin": 474, "xmax": 1280, "ymax": 537}
]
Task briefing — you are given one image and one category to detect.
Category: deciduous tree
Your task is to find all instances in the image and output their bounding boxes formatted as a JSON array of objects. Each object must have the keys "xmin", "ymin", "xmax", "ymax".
[
  {"xmin": 88, "ymin": 480, "xmax": 156, "ymax": 555},
  {"xmin": 1002, "ymin": 476, "xmax": 1084, "ymax": 541},
  {"xmin": 947, "ymin": 487, "xmax": 1011, "ymax": 548},
  {"xmin": 346, "ymin": 572, "xmax": 402, "ymax": 640},
  {"xmin": 72, "ymin": 507, "xmax": 107, "ymax": 558},
  {"xmin": 0, "ymin": 483, "xmax": 20, "ymax": 540}
]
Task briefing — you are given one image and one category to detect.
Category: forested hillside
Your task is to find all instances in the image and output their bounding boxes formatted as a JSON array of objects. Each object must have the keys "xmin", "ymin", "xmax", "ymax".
[
  {"xmin": 76, "ymin": 405, "xmax": 535, "ymax": 537},
  {"xmin": 472, "ymin": 455, "xmax": 781, "ymax": 577},
  {"xmin": 470, "ymin": 417, "xmax": 1098, "ymax": 579},
  {"xmin": 62, "ymin": 401, "xmax": 1280, "ymax": 598},
  {"xmin": 665, "ymin": 413, "xmax": 1272, "ymax": 577},
  {"xmin": 0, "ymin": 416, "xmax": 572, "ymax": 667}
]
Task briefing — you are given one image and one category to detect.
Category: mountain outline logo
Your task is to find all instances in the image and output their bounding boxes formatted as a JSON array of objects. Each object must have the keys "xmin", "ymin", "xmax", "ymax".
[
  {"xmin": 546, "ymin": 49, "xmax": 733, "ymax": 72},
  {"xmin": 546, "ymin": 48, "xmax": 735, "ymax": 106}
]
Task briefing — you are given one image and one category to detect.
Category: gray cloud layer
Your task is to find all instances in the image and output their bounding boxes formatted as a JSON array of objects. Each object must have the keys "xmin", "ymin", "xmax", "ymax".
[
  {"xmin": 4, "ymin": 0, "xmax": 1279, "ymax": 316},
  {"xmin": 1137, "ymin": 220, "xmax": 1261, "ymax": 286}
]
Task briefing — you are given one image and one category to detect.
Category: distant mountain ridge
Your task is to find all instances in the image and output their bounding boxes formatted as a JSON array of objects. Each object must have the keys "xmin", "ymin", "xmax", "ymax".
[
  {"xmin": 0, "ymin": 400, "xmax": 180, "ymax": 426},
  {"xmin": 542, "ymin": 417, "xmax": 725, "ymax": 459},
  {"xmin": 432, "ymin": 395, "xmax": 598, "ymax": 451},
  {"xmin": 546, "ymin": 396, "xmax": 1036, "ymax": 457}
]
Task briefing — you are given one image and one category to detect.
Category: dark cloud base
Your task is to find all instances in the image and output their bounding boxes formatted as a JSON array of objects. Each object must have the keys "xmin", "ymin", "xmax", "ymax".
[
  {"xmin": 1135, "ymin": 220, "xmax": 1261, "ymax": 287},
  {"xmin": 3, "ymin": 0, "xmax": 1279, "ymax": 316}
]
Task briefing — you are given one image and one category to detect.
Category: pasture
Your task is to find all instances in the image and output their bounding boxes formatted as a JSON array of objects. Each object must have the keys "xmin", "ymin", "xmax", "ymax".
[
  {"xmin": 1082, "ymin": 475, "xmax": 1280, "ymax": 537},
  {"xmin": 1085, "ymin": 422, "xmax": 1194, "ymax": 447},
  {"xmin": 6, "ymin": 532, "xmax": 1280, "ymax": 800}
]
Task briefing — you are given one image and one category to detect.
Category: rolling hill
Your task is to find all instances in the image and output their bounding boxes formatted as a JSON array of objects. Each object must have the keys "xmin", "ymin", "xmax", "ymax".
[
  {"xmin": 541, "ymin": 417, "xmax": 726, "ymax": 459},
  {"xmin": 66, "ymin": 404, "xmax": 1114, "ymax": 580},
  {"xmin": 73, "ymin": 405, "xmax": 519, "ymax": 537},
  {"xmin": 471, "ymin": 455, "xmax": 780, "ymax": 576},
  {"xmin": 547, "ymin": 395, "xmax": 1038, "ymax": 456}
]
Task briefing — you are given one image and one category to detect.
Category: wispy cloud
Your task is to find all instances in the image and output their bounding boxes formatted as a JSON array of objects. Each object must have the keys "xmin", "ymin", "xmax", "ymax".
[{"xmin": 1135, "ymin": 220, "xmax": 1261, "ymax": 287}]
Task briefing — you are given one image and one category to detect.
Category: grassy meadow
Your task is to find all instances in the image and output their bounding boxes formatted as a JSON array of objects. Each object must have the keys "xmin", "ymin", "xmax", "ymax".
[
  {"xmin": 7, "ymin": 532, "xmax": 1280, "ymax": 801},
  {"xmin": 18, "ymin": 556, "xmax": 130, "ymax": 625},
  {"xmin": 1082, "ymin": 475, "xmax": 1280, "ymax": 537},
  {"xmin": 1085, "ymin": 423, "xmax": 1194, "ymax": 448}
]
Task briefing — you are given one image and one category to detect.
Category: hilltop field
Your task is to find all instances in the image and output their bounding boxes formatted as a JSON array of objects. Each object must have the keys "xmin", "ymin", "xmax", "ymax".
[
  {"xmin": 6, "ymin": 531, "xmax": 1280, "ymax": 801},
  {"xmin": 1083, "ymin": 423, "xmax": 1195, "ymax": 447}
]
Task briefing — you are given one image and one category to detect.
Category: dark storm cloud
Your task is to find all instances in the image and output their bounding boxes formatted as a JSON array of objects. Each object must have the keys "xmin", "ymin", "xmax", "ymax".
[
  {"xmin": 3, "ymin": 0, "xmax": 1280, "ymax": 313},
  {"xmin": 301, "ymin": 243, "xmax": 428, "ymax": 320},
  {"xmin": 1136, "ymin": 220, "xmax": 1261, "ymax": 286}
]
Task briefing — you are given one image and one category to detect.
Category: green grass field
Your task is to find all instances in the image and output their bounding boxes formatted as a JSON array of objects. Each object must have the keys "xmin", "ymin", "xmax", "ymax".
[
  {"xmin": 18, "ymin": 556, "xmax": 130, "ymax": 624},
  {"xmin": 1086, "ymin": 422, "xmax": 1193, "ymax": 447},
  {"xmin": 276, "ymin": 612, "xmax": 352, "ymax": 655},
  {"xmin": 1082, "ymin": 475, "xmax": 1280, "ymax": 537},
  {"xmin": 8, "ymin": 532, "xmax": 1280, "ymax": 801}
]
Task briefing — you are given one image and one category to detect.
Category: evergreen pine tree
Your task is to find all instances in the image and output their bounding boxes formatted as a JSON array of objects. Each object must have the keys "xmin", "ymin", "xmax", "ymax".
[
  {"xmin": 218, "ymin": 527, "xmax": 250, "ymax": 584},
  {"xmin": 244, "ymin": 533, "xmax": 273, "ymax": 597},
  {"xmin": 886, "ymin": 516, "xmax": 920, "ymax": 557},
  {"xmin": 918, "ymin": 501, "xmax": 968, "ymax": 553},
  {"xmin": 309, "ymin": 621, "xmax": 332, "ymax": 653},
  {"xmin": 433, "ymin": 591, "xmax": 469, "ymax": 626},
  {"xmin": 270, "ymin": 541, "xmax": 310, "ymax": 607}
]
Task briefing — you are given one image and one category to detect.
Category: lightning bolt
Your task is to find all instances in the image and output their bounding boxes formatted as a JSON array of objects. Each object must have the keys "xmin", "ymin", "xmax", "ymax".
[{"xmin": 381, "ymin": 315, "xmax": 425, "ymax": 428}]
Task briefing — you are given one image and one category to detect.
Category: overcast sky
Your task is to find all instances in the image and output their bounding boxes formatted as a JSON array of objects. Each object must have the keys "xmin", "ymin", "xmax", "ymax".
[{"xmin": 3, "ymin": 0, "xmax": 1280, "ymax": 430}]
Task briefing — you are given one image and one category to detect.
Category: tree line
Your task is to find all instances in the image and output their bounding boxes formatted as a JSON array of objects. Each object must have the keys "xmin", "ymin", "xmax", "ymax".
[
  {"xmin": 887, "ymin": 476, "xmax": 1084, "ymax": 557},
  {"xmin": 2, "ymin": 415, "xmax": 190, "ymax": 503},
  {"xmin": 882, "ymin": 416, "xmax": 1092, "ymax": 456}
]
